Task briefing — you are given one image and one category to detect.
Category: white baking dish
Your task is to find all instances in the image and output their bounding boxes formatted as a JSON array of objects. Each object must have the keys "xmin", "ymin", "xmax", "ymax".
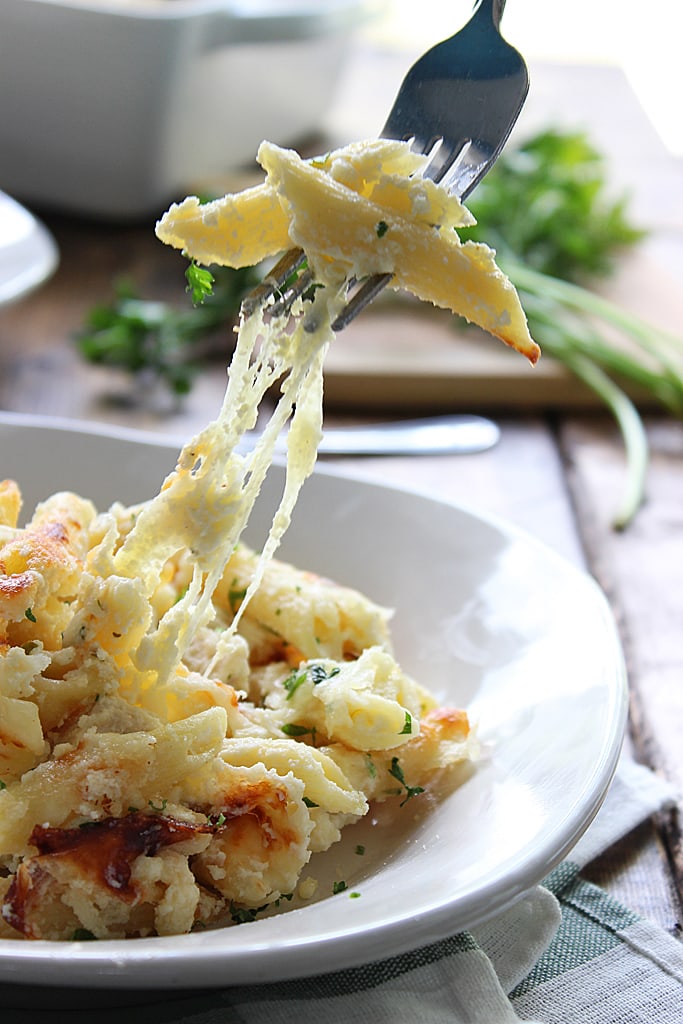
[{"xmin": 0, "ymin": 0, "xmax": 376, "ymax": 219}]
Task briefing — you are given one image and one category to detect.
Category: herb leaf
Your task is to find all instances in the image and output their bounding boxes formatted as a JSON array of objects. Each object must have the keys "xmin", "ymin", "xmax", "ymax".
[
  {"xmin": 399, "ymin": 710, "xmax": 413, "ymax": 735},
  {"xmin": 281, "ymin": 723, "xmax": 315, "ymax": 740},
  {"xmin": 284, "ymin": 663, "xmax": 340, "ymax": 700},
  {"xmin": 185, "ymin": 259, "xmax": 215, "ymax": 305},
  {"xmin": 308, "ymin": 663, "xmax": 341, "ymax": 685},
  {"xmin": 283, "ymin": 669, "xmax": 307, "ymax": 700},
  {"xmin": 460, "ymin": 129, "xmax": 645, "ymax": 282},
  {"xmin": 77, "ymin": 264, "xmax": 261, "ymax": 397},
  {"xmin": 230, "ymin": 902, "xmax": 269, "ymax": 924},
  {"xmin": 388, "ymin": 756, "xmax": 425, "ymax": 807},
  {"xmin": 227, "ymin": 585, "xmax": 247, "ymax": 615}
]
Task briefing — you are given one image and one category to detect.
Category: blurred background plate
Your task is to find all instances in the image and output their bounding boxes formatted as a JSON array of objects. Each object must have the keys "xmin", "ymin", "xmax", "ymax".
[
  {"xmin": 0, "ymin": 0, "xmax": 380, "ymax": 220},
  {"xmin": 0, "ymin": 191, "xmax": 59, "ymax": 306}
]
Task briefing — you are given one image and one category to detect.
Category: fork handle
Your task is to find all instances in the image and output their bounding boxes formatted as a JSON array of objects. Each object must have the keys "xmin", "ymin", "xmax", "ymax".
[
  {"xmin": 332, "ymin": 0, "xmax": 512, "ymax": 334},
  {"xmin": 473, "ymin": 0, "xmax": 506, "ymax": 28}
]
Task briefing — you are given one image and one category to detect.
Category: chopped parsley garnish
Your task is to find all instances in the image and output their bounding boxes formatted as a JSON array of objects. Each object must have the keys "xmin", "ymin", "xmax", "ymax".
[
  {"xmin": 280, "ymin": 723, "xmax": 309, "ymax": 737},
  {"xmin": 399, "ymin": 710, "xmax": 413, "ymax": 735},
  {"xmin": 0, "ymin": 781, "xmax": 7, "ymax": 791},
  {"xmin": 284, "ymin": 663, "xmax": 341, "ymax": 699},
  {"xmin": 24, "ymin": 607, "xmax": 36, "ymax": 623},
  {"xmin": 283, "ymin": 668, "xmax": 307, "ymax": 700},
  {"xmin": 208, "ymin": 811, "xmax": 227, "ymax": 828},
  {"xmin": 302, "ymin": 796, "xmax": 319, "ymax": 808},
  {"xmin": 148, "ymin": 798, "xmax": 168, "ymax": 813},
  {"xmin": 185, "ymin": 259, "xmax": 215, "ymax": 305},
  {"xmin": 230, "ymin": 903, "xmax": 267, "ymax": 925},
  {"xmin": 333, "ymin": 880, "xmax": 347, "ymax": 894},
  {"xmin": 227, "ymin": 584, "xmax": 247, "ymax": 614},
  {"xmin": 281, "ymin": 723, "xmax": 316, "ymax": 740},
  {"xmin": 349, "ymin": 892, "xmax": 362, "ymax": 899},
  {"xmin": 376, "ymin": 220, "xmax": 389, "ymax": 238},
  {"xmin": 308, "ymin": 664, "xmax": 341, "ymax": 685},
  {"xmin": 355, "ymin": 844, "xmax": 365, "ymax": 856},
  {"xmin": 71, "ymin": 929, "xmax": 97, "ymax": 941},
  {"xmin": 301, "ymin": 280, "xmax": 324, "ymax": 304},
  {"xmin": 365, "ymin": 755, "xmax": 377, "ymax": 779},
  {"xmin": 277, "ymin": 256, "xmax": 310, "ymax": 296},
  {"xmin": 388, "ymin": 757, "xmax": 425, "ymax": 807}
]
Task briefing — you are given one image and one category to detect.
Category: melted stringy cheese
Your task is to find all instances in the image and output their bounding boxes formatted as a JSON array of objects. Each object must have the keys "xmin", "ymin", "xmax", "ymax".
[
  {"xmin": 111, "ymin": 286, "xmax": 341, "ymax": 692},
  {"xmin": 127, "ymin": 136, "xmax": 540, "ymax": 691}
]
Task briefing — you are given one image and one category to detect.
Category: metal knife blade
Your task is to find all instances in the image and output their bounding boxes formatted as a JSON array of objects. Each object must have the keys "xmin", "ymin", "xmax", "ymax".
[{"xmin": 238, "ymin": 415, "xmax": 500, "ymax": 457}]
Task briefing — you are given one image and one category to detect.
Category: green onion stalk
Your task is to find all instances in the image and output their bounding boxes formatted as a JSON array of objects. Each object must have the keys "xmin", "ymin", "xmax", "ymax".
[
  {"xmin": 459, "ymin": 128, "xmax": 683, "ymax": 529},
  {"xmin": 502, "ymin": 260, "xmax": 683, "ymax": 529}
]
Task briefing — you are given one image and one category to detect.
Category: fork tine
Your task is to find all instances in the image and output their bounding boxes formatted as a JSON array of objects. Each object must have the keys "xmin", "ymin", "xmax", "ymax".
[
  {"xmin": 423, "ymin": 138, "xmax": 473, "ymax": 184},
  {"xmin": 240, "ymin": 247, "xmax": 306, "ymax": 318},
  {"xmin": 331, "ymin": 273, "xmax": 393, "ymax": 333},
  {"xmin": 268, "ymin": 266, "xmax": 315, "ymax": 319}
]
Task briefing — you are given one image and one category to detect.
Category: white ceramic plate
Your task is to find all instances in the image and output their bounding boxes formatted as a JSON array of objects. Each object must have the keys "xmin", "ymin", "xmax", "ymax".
[
  {"xmin": 0, "ymin": 192, "xmax": 58, "ymax": 306},
  {"xmin": 0, "ymin": 413, "xmax": 628, "ymax": 994}
]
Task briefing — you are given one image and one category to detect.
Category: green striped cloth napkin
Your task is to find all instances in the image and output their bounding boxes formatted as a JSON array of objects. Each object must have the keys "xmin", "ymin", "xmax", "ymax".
[{"xmin": 5, "ymin": 758, "xmax": 682, "ymax": 1024}]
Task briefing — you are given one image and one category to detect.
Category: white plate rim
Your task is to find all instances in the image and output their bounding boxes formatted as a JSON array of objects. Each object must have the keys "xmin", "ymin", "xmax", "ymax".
[{"xmin": 0, "ymin": 192, "xmax": 58, "ymax": 306}]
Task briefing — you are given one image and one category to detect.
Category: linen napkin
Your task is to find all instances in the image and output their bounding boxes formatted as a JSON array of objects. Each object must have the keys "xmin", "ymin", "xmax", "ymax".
[{"xmin": 4, "ymin": 756, "xmax": 682, "ymax": 1024}]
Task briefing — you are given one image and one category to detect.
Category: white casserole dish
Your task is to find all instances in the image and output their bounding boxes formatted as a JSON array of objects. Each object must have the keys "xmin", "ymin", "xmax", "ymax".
[{"xmin": 0, "ymin": 0, "xmax": 375, "ymax": 219}]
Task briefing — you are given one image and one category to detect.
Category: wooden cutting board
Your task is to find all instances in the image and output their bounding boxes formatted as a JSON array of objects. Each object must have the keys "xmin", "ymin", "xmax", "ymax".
[
  {"xmin": 318, "ymin": 58, "xmax": 683, "ymax": 413},
  {"xmin": 322, "ymin": 243, "xmax": 683, "ymax": 412}
]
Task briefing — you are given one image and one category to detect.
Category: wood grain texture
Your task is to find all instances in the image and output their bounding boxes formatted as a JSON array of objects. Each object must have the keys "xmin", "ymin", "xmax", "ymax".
[
  {"xmin": 0, "ymin": 214, "xmax": 231, "ymax": 438},
  {"xmin": 559, "ymin": 414, "xmax": 683, "ymax": 921}
]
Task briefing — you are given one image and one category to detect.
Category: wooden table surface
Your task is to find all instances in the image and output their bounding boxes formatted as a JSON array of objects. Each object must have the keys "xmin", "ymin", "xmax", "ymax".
[{"xmin": 0, "ymin": 46, "xmax": 682, "ymax": 942}]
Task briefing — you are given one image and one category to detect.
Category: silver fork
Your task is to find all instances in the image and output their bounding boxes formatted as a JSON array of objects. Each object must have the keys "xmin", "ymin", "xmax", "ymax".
[{"xmin": 241, "ymin": 0, "xmax": 528, "ymax": 330}]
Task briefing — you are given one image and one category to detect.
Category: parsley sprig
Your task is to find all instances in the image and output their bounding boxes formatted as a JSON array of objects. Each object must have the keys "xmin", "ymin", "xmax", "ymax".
[
  {"xmin": 283, "ymin": 663, "xmax": 341, "ymax": 700},
  {"xmin": 388, "ymin": 756, "xmax": 425, "ymax": 807},
  {"xmin": 77, "ymin": 260, "xmax": 260, "ymax": 397},
  {"xmin": 185, "ymin": 259, "xmax": 215, "ymax": 304}
]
